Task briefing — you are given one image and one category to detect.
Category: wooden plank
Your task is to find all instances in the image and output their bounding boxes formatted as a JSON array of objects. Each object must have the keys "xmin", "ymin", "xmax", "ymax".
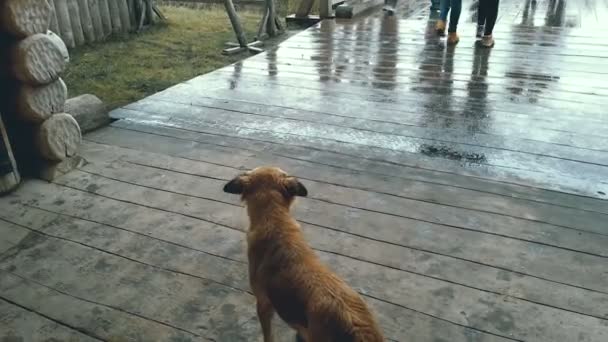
[
  {"xmin": 123, "ymin": 97, "xmax": 608, "ymax": 176},
  {"xmin": 0, "ymin": 299, "xmax": 100, "ymax": 342},
  {"xmin": 134, "ymin": 91, "xmax": 608, "ymax": 151},
  {"xmin": 69, "ymin": 141, "xmax": 608, "ymax": 319},
  {"xmin": 9, "ymin": 178, "xmax": 607, "ymax": 341},
  {"xmin": 0, "ymin": 270, "xmax": 201, "ymax": 341},
  {"xmin": 0, "ymin": 220, "xmax": 30, "ymax": 254},
  {"xmin": 235, "ymin": 57, "xmax": 608, "ymax": 98},
  {"xmin": 0, "ymin": 219, "xmax": 261, "ymax": 341},
  {"xmin": 184, "ymin": 70, "xmax": 608, "ymax": 121},
  {"xmin": 62, "ymin": 150, "xmax": 608, "ymax": 290},
  {"xmin": 77, "ymin": 138, "xmax": 608, "ymax": 253},
  {"xmin": 110, "ymin": 106, "xmax": 608, "ymax": 200},
  {"xmin": 0, "ymin": 192, "xmax": 507, "ymax": 342},
  {"xmin": 88, "ymin": 123, "xmax": 608, "ymax": 215}
]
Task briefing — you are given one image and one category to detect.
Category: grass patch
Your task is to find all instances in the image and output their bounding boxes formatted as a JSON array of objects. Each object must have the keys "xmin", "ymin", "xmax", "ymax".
[{"xmin": 64, "ymin": 6, "xmax": 269, "ymax": 109}]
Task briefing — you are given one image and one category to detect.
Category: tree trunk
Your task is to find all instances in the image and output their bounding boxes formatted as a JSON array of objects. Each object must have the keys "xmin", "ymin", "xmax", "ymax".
[
  {"xmin": 0, "ymin": 0, "xmax": 52, "ymax": 38},
  {"xmin": 17, "ymin": 78, "xmax": 68, "ymax": 124},
  {"xmin": 36, "ymin": 113, "xmax": 82, "ymax": 161},
  {"xmin": 11, "ymin": 33, "xmax": 68, "ymax": 85},
  {"xmin": 67, "ymin": 0, "xmax": 86, "ymax": 46},
  {"xmin": 54, "ymin": 0, "xmax": 76, "ymax": 48}
]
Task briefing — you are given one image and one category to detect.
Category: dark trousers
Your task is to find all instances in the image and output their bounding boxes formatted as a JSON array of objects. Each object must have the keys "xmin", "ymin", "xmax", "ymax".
[{"xmin": 478, "ymin": 0, "xmax": 500, "ymax": 35}]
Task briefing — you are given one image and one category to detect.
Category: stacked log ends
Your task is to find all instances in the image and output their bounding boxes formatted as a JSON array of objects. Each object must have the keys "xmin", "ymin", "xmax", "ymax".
[
  {"xmin": 17, "ymin": 78, "xmax": 68, "ymax": 123},
  {"xmin": 36, "ymin": 113, "xmax": 82, "ymax": 161},
  {"xmin": 1, "ymin": 0, "xmax": 52, "ymax": 38},
  {"xmin": 0, "ymin": 0, "xmax": 83, "ymax": 183},
  {"xmin": 12, "ymin": 33, "xmax": 68, "ymax": 85},
  {"xmin": 46, "ymin": 30, "xmax": 70, "ymax": 64}
]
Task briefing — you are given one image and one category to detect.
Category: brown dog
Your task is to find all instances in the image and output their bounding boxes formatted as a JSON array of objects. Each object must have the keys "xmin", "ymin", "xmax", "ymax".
[{"xmin": 224, "ymin": 167, "xmax": 384, "ymax": 342}]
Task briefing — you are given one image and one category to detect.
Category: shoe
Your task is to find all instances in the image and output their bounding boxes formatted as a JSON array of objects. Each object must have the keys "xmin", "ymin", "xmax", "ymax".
[
  {"xmin": 435, "ymin": 20, "xmax": 446, "ymax": 36},
  {"xmin": 476, "ymin": 25, "xmax": 484, "ymax": 38},
  {"xmin": 481, "ymin": 34, "xmax": 494, "ymax": 47},
  {"xmin": 447, "ymin": 32, "xmax": 460, "ymax": 45}
]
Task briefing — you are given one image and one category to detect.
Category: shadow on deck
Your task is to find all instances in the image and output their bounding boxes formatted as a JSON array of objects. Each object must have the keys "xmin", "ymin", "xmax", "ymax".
[{"xmin": 1, "ymin": 0, "xmax": 607, "ymax": 341}]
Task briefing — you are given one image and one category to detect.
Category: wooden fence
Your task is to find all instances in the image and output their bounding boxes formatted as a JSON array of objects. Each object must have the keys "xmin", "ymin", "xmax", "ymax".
[{"xmin": 48, "ymin": 0, "xmax": 158, "ymax": 48}]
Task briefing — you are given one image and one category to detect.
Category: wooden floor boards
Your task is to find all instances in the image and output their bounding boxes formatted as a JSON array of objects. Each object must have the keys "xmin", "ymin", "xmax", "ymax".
[{"xmin": 1, "ymin": 0, "xmax": 608, "ymax": 341}]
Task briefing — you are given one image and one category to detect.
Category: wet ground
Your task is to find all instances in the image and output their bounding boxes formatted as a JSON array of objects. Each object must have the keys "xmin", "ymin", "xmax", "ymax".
[{"xmin": 1, "ymin": 0, "xmax": 607, "ymax": 341}]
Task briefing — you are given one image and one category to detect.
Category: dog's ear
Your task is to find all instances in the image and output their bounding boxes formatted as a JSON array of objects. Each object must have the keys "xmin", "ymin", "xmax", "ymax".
[
  {"xmin": 223, "ymin": 175, "xmax": 247, "ymax": 194},
  {"xmin": 284, "ymin": 177, "xmax": 308, "ymax": 197}
]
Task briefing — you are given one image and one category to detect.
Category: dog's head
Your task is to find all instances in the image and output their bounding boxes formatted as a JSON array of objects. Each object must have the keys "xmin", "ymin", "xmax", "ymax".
[{"xmin": 223, "ymin": 167, "xmax": 307, "ymax": 204}]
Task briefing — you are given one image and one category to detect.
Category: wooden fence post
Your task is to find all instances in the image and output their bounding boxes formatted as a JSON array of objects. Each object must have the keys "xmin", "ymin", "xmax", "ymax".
[
  {"xmin": 88, "ymin": 0, "xmax": 105, "ymax": 40},
  {"xmin": 67, "ymin": 0, "xmax": 86, "ymax": 45},
  {"xmin": 98, "ymin": 0, "xmax": 112, "ymax": 37},
  {"xmin": 77, "ymin": 0, "xmax": 96, "ymax": 42}
]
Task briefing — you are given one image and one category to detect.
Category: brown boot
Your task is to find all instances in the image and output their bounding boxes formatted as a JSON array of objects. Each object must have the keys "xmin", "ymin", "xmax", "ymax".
[
  {"xmin": 447, "ymin": 32, "xmax": 460, "ymax": 45},
  {"xmin": 435, "ymin": 20, "xmax": 446, "ymax": 36}
]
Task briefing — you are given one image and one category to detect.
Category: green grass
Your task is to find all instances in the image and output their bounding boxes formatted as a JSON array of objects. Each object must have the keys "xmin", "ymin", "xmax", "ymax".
[{"xmin": 63, "ymin": 6, "xmax": 267, "ymax": 109}]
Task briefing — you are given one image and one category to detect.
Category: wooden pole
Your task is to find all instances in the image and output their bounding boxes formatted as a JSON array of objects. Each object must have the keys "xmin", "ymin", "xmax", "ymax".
[
  {"xmin": 296, "ymin": 0, "xmax": 315, "ymax": 17},
  {"xmin": 54, "ymin": 0, "xmax": 75, "ymax": 48},
  {"xmin": 127, "ymin": 0, "xmax": 137, "ymax": 28},
  {"xmin": 77, "ymin": 0, "xmax": 96, "ymax": 43},
  {"xmin": 107, "ymin": 0, "xmax": 123, "ymax": 34},
  {"xmin": 67, "ymin": 0, "xmax": 86, "ymax": 45},
  {"xmin": 97, "ymin": 0, "xmax": 112, "ymax": 37},
  {"xmin": 223, "ymin": 0, "xmax": 248, "ymax": 47},
  {"xmin": 265, "ymin": 0, "xmax": 277, "ymax": 37},
  {"xmin": 88, "ymin": 0, "xmax": 105, "ymax": 40},
  {"xmin": 48, "ymin": 0, "xmax": 61, "ymax": 34},
  {"xmin": 0, "ymin": 113, "xmax": 20, "ymax": 195},
  {"xmin": 117, "ymin": 0, "xmax": 132, "ymax": 32}
]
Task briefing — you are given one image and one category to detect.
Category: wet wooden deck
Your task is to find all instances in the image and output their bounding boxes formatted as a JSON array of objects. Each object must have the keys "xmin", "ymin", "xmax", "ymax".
[{"xmin": 1, "ymin": 0, "xmax": 608, "ymax": 341}]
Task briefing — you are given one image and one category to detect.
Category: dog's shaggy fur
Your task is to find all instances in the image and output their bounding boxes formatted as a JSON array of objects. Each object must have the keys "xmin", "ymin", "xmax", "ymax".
[{"xmin": 224, "ymin": 167, "xmax": 384, "ymax": 342}]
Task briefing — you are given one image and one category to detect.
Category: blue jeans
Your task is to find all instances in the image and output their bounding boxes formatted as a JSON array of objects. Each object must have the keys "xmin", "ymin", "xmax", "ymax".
[{"xmin": 439, "ymin": 0, "xmax": 462, "ymax": 32}]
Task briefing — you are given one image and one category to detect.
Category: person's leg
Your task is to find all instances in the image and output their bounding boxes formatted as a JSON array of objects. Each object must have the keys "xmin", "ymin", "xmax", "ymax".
[
  {"xmin": 482, "ymin": 0, "xmax": 499, "ymax": 46},
  {"xmin": 447, "ymin": 0, "xmax": 461, "ymax": 44},
  {"xmin": 431, "ymin": 0, "xmax": 440, "ymax": 11},
  {"xmin": 439, "ymin": 0, "xmax": 450, "ymax": 21},
  {"xmin": 436, "ymin": 0, "xmax": 450, "ymax": 35},
  {"xmin": 484, "ymin": 0, "xmax": 499, "ymax": 35},
  {"xmin": 476, "ymin": 0, "xmax": 486, "ymax": 38},
  {"xmin": 448, "ymin": 0, "xmax": 462, "ymax": 32}
]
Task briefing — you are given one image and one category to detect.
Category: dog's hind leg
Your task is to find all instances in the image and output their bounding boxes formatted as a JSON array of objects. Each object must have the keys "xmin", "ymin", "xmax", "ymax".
[{"xmin": 257, "ymin": 296, "xmax": 275, "ymax": 342}]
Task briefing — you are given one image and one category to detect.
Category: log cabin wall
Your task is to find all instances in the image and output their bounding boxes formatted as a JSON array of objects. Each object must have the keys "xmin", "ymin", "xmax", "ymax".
[{"xmin": 0, "ymin": 0, "xmax": 82, "ymax": 188}]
